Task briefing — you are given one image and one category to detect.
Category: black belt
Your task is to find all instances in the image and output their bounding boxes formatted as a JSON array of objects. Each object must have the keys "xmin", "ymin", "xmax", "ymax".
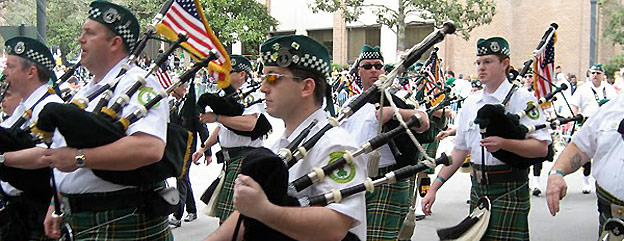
[
  {"xmin": 62, "ymin": 188, "xmax": 150, "ymax": 213},
  {"xmin": 597, "ymin": 185, "xmax": 624, "ymax": 219},
  {"xmin": 471, "ymin": 164, "xmax": 528, "ymax": 184}
]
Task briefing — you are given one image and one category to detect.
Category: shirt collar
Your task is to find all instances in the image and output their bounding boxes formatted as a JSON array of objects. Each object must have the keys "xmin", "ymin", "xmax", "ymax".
[
  {"xmin": 22, "ymin": 84, "xmax": 50, "ymax": 110},
  {"xmin": 478, "ymin": 79, "xmax": 512, "ymax": 103},
  {"xmin": 281, "ymin": 108, "xmax": 326, "ymax": 143},
  {"xmin": 84, "ymin": 57, "xmax": 130, "ymax": 91},
  {"xmin": 591, "ymin": 81, "xmax": 605, "ymax": 90}
]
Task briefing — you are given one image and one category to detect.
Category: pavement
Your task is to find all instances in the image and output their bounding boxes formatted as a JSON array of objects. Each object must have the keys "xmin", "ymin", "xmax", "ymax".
[{"xmin": 171, "ymin": 117, "xmax": 599, "ymax": 241}]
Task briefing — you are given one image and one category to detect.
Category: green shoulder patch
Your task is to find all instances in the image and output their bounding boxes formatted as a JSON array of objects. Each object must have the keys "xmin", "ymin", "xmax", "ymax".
[
  {"xmin": 137, "ymin": 86, "xmax": 160, "ymax": 107},
  {"xmin": 327, "ymin": 151, "xmax": 356, "ymax": 183},
  {"xmin": 526, "ymin": 101, "xmax": 540, "ymax": 120}
]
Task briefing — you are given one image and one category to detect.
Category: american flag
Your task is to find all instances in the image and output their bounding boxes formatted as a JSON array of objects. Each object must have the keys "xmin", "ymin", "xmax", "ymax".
[
  {"xmin": 156, "ymin": 0, "xmax": 231, "ymax": 88},
  {"xmin": 532, "ymin": 31, "xmax": 557, "ymax": 100},
  {"xmin": 423, "ymin": 51, "xmax": 444, "ymax": 94},
  {"xmin": 156, "ymin": 67, "xmax": 173, "ymax": 89},
  {"xmin": 348, "ymin": 74, "xmax": 362, "ymax": 95}
]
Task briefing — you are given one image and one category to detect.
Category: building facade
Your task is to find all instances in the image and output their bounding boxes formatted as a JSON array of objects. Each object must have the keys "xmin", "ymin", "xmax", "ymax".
[{"xmin": 259, "ymin": 0, "xmax": 620, "ymax": 79}]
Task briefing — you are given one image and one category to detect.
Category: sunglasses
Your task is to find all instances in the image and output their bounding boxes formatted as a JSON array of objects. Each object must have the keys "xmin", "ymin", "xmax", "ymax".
[
  {"xmin": 260, "ymin": 73, "xmax": 303, "ymax": 84},
  {"xmin": 591, "ymin": 71, "xmax": 603, "ymax": 75},
  {"xmin": 360, "ymin": 64, "xmax": 384, "ymax": 70}
]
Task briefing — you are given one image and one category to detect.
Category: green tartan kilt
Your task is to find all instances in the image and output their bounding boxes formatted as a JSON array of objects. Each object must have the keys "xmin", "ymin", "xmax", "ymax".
[
  {"xmin": 470, "ymin": 178, "xmax": 530, "ymax": 241},
  {"xmin": 68, "ymin": 208, "xmax": 172, "ymax": 241},
  {"xmin": 214, "ymin": 155, "xmax": 244, "ymax": 221},
  {"xmin": 366, "ymin": 166, "xmax": 411, "ymax": 241}
]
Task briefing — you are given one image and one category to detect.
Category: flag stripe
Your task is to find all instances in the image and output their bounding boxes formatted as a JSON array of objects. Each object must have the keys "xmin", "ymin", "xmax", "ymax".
[{"xmin": 156, "ymin": 0, "xmax": 231, "ymax": 88}]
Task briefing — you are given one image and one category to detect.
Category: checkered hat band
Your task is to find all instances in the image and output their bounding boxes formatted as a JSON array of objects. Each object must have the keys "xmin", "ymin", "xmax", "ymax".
[
  {"xmin": 115, "ymin": 25, "xmax": 135, "ymax": 50},
  {"xmin": 359, "ymin": 51, "xmax": 382, "ymax": 60},
  {"xmin": 89, "ymin": 7, "xmax": 102, "ymax": 19},
  {"xmin": 26, "ymin": 49, "xmax": 54, "ymax": 71},
  {"xmin": 262, "ymin": 52, "xmax": 330, "ymax": 79},
  {"xmin": 478, "ymin": 46, "xmax": 510, "ymax": 56},
  {"xmin": 239, "ymin": 65, "xmax": 252, "ymax": 73}
]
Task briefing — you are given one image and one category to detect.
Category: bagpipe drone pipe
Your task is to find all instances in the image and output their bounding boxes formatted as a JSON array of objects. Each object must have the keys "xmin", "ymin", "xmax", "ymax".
[
  {"xmin": 196, "ymin": 82, "xmax": 272, "ymax": 140},
  {"xmin": 366, "ymin": 91, "xmax": 439, "ymax": 168},
  {"xmin": 0, "ymin": 75, "xmax": 9, "ymax": 104},
  {"xmin": 474, "ymin": 23, "xmax": 561, "ymax": 170},
  {"xmin": 31, "ymin": 52, "xmax": 219, "ymax": 187},
  {"xmin": 282, "ymin": 22, "xmax": 457, "ymax": 170}
]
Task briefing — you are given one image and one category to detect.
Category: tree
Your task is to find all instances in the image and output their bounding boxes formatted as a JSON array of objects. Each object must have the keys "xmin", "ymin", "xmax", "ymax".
[
  {"xmin": 309, "ymin": 0, "xmax": 496, "ymax": 51},
  {"xmin": 199, "ymin": 0, "xmax": 278, "ymax": 55},
  {"xmin": 46, "ymin": 0, "xmax": 90, "ymax": 64},
  {"xmin": 598, "ymin": 0, "xmax": 624, "ymax": 77},
  {"xmin": 1, "ymin": 0, "xmax": 277, "ymax": 62}
]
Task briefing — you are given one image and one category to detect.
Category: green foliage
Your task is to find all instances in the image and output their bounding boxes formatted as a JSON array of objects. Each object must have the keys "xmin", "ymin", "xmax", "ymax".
[
  {"xmin": 46, "ymin": 0, "xmax": 90, "ymax": 63},
  {"xmin": 199, "ymin": 0, "xmax": 278, "ymax": 55},
  {"xmin": 604, "ymin": 54, "xmax": 624, "ymax": 78},
  {"xmin": 310, "ymin": 0, "xmax": 496, "ymax": 42},
  {"xmin": 599, "ymin": 0, "xmax": 624, "ymax": 45},
  {"xmin": 599, "ymin": 0, "xmax": 624, "ymax": 78},
  {"xmin": 1, "ymin": 0, "xmax": 277, "ymax": 61}
]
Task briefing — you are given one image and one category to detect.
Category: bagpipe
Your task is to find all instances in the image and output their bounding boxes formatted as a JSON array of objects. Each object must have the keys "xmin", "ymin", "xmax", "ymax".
[
  {"xmin": 28, "ymin": 1, "xmax": 218, "ymax": 187},
  {"xmin": 298, "ymin": 153, "xmax": 451, "ymax": 207},
  {"xmin": 233, "ymin": 22, "xmax": 457, "ymax": 241},
  {"xmin": 32, "ymin": 52, "xmax": 219, "ymax": 186},
  {"xmin": 473, "ymin": 23, "xmax": 560, "ymax": 169},
  {"xmin": 196, "ymin": 81, "xmax": 272, "ymax": 140}
]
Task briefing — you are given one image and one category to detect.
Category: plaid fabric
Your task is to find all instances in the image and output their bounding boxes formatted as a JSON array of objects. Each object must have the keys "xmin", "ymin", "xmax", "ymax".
[
  {"xmin": 68, "ymin": 208, "xmax": 172, "ymax": 240},
  {"xmin": 366, "ymin": 166, "xmax": 411, "ymax": 241},
  {"xmin": 596, "ymin": 184, "xmax": 624, "ymax": 232},
  {"xmin": 470, "ymin": 177, "xmax": 530, "ymax": 241},
  {"xmin": 214, "ymin": 155, "xmax": 245, "ymax": 222}
]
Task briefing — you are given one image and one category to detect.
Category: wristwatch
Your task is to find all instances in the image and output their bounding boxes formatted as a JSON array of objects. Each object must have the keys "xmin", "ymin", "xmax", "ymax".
[
  {"xmin": 75, "ymin": 149, "xmax": 86, "ymax": 168},
  {"xmin": 0, "ymin": 154, "xmax": 5, "ymax": 167}
]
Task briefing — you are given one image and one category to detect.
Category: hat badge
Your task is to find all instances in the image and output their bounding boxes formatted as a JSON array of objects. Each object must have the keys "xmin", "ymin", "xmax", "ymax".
[
  {"xmin": 231, "ymin": 58, "xmax": 237, "ymax": 66},
  {"xmin": 490, "ymin": 42, "xmax": 500, "ymax": 53},
  {"xmin": 103, "ymin": 8, "xmax": 121, "ymax": 24},
  {"xmin": 276, "ymin": 48, "xmax": 293, "ymax": 67},
  {"xmin": 14, "ymin": 41, "xmax": 25, "ymax": 55}
]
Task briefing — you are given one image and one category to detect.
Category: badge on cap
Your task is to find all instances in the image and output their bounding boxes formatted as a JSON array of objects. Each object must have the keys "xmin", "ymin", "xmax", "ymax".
[
  {"xmin": 490, "ymin": 42, "xmax": 500, "ymax": 53},
  {"xmin": 103, "ymin": 8, "xmax": 121, "ymax": 24},
  {"xmin": 276, "ymin": 48, "xmax": 293, "ymax": 67},
  {"xmin": 14, "ymin": 41, "xmax": 25, "ymax": 55},
  {"xmin": 231, "ymin": 58, "xmax": 237, "ymax": 66}
]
